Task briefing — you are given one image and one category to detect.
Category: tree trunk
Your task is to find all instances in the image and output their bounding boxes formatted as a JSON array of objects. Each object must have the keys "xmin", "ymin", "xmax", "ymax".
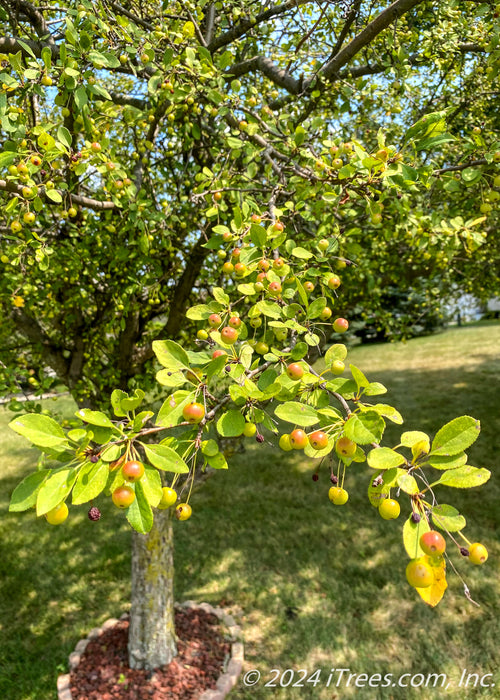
[{"xmin": 128, "ymin": 508, "xmax": 177, "ymax": 670}]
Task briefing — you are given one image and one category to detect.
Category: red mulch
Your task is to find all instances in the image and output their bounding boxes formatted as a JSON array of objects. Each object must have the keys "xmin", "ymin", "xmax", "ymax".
[{"xmin": 70, "ymin": 608, "xmax": 231, "ymax": 699}]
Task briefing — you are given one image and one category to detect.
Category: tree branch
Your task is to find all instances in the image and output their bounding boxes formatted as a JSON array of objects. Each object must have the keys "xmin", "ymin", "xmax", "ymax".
[
  {"xmin": 225, "ymin": 56, "xmax": 301, "ymax": 94},
  {"xmin": 434, "ymin": 159, "xmax": 488, "ymax": 175},
  {"xmin": 0, "ymin": 179, "xmax": 116, "ymax": 211},
  {"xmin": 320, "ymin": 0, "xmax": 426, "ymax": 81},
  {"xmin": 208, "ymin": 0, "xmax": 309, "ymax": 53}
]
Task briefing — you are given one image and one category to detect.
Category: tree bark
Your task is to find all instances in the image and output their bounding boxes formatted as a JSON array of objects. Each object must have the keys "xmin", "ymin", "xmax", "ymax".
[{"xmin": 128, "ymin": 508, "xmax": 177, "ymax": 670}]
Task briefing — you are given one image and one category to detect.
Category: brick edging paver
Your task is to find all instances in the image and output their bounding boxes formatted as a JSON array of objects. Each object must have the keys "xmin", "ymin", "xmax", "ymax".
[{"xmin": 57, "ymin": 601, "xmax": 244, "ymax": 700}]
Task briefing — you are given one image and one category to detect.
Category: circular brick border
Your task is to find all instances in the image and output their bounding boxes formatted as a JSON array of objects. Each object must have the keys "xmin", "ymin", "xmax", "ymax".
[{"xmin": 57, "ymin": 602, "xmax": 244, "ymax": 700}]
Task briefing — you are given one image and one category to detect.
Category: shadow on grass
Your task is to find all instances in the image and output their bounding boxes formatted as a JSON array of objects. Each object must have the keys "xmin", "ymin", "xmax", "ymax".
[{"xmin": 1, "ymin": 358, "xmax": 499, "ymax": 699}]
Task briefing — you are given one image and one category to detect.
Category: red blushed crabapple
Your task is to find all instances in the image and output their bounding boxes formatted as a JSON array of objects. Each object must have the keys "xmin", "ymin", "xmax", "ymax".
[
  {"xmin": 228, "ymin": 316, "xmax": 242, "ymax": 329},
  {"xmin": 112, "ymin": 485, "xmax": 136, "ymax": 509},
  {"xmin": 176, "ymin": 503, "xmax": 192, "ymax": 520},
  {"xmin": 272, "ymin": 257, "xmax": 285, "ymax": 270},
  {"xmin": 378, "ymin": 498, "xmax": 400, "ymax": 520},
  {"xmin": 328, "ymin": 487, "xmax": 349, "ymax": 505},
  {"xmin": 279, "ymin": 434, "xmax": 293, "ymax": 451},
  {"xmin": 234, "ymin": 262, "xmax": 247, "ymax": 277},
  {"xmin": 222, "ymin": 231, "xmax": 232, "ymax": 241},
  {"xmin": 420, "ymin": 531, "xmax": 446, "ymax": 556},
  {"xmin": 45, "ymin": 502, "xmax": 69, "ymax": 524},
  {"xmin": 122, "ymin": 460, "xmax": 145, "ymax": 483},
  {"xmin": 251, "ymin": 214, "xmax": 262, "ymax": 224},
  {"xmin": 182, "ymin": 402, "xmax": 205, "ymax": 423},
  {"xmin": 213, "ymin": 191, "xmax": 222, "ymax": 201},
  {"xmin": 289, "ymin": 429, "xmax": 308, "ymax": 449},
  {"xmin": 272, "ymin": 221, "xmax": 284, "ymax": 232},
  {"xmin": 468, "ymin": 543, "xmax": 488, "ymax": 565},
  {"xmin": 336, "ymin": 436, "xmax": 356, "ymax": 457},
  {"xmin": 406, "ymin": 559, "xmax": 434, "ymax": 588},
  {"xmin": 258, "ymin": 259, "xmax": 270, "ymax": 272},
  {"xmin": 208, "ymin": 313, "xmax": 222, "ymax": 328},
  {"xmin": 327, "ymin": 275, "xmax": 341, "ymax": 290},
  {"xmin": 268, "ymin": 281, "xmax": 282, "ymax": 296},
  {"xmin": 158, "ymin": 487, "xmax": 177, "ymax": 509},
  {"xmin": 212, "ymin": 349, "xmax": 226, "ymax": 359},
  {"xmin": 231, "ymin": 247, "xmax": 241, "ymax": 258},
  {"xmin": 309, "ymin": 430, "xmax": 329, "ymax": 450},
  {"xmin": 221, "ymin": 326, "xmax": 238, "ymax": 344},
  {"xmin": 333, "ymin": 318, "xmax": 349, "ymax": 333},
  {"xmin": 286, "ymin": 363, "xmax": 304, "ymax": 380}
]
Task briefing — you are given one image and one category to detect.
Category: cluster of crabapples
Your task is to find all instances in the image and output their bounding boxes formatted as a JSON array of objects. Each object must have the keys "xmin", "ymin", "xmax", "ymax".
[
  {"xmin": 406, "ymin": 531, "xmax": 488, "ymax": 590},
  {"xmin": 44, "ymin": 457, "xmax": 193, "ymax": 526}
]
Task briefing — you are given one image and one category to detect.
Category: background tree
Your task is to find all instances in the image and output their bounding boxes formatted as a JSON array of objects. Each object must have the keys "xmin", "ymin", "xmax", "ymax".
[{"xmin": 1, "ymin": 0, "xmax": 498, "ymax": 674}]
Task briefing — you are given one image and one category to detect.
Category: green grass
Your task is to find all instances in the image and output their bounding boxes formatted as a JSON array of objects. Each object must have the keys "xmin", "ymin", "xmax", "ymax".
[{"xmin": 1, "ymin": 324, "xmax": 499, "ymax": 699}]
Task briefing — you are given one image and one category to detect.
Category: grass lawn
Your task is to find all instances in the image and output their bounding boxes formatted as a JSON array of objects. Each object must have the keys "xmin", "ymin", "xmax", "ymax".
[{"xmin": 1, "ymin": 323, "xmax": 499, "ymax": 699}]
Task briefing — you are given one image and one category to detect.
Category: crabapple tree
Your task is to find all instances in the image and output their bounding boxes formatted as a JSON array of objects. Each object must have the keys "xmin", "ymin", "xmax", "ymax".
[{"xmin": 1, "ymin": 0, "xmax": 497, "ymax": 672}]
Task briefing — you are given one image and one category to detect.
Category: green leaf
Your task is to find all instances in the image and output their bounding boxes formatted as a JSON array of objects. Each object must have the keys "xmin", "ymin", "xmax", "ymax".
[
  {"xmin": 212, "ymin": 287, "xmax": 230, "ymax": 305},
  {"xmin": 307, "ymin": 297, "xmax": 326, "ymax": 319},
  {"xmin": 206, "ymin": 452, "xmax": 228, "ymax": 469},
  {"xmin": 324, "ymin": 344, "xmax": 347, "ymax": 366},
  {"xmin": 9, "ymin": 414, "xmax": 67, "ymax": 448},
  {"xmin": 140, "ymin": 466, "xmax": 163, "ymax": 507},
  {"xmin": 401, "ymin": 431, "xmax": 429, "ymax": 448},
  {"xmin": 100, "ymin": 444, "xmax": 123, "ymax": 462},
  {"xmin": 126, "ymin": 482, "xmax": 153, "ymax": 533},
  {"xmin": 433, "ymin": 466, "xmax": 491, "ymax": 489},
  {"xmin": 111, "ymin": 389, "xmax": 128, "ymax": 417},
  {"xmin": 274, "ymin": 401, "xmax": 319, "ymax": 427},
  {"xmin": 367, "ymin": 447, "xmax": 405, "ymax": 470},
  {"xmin": 142, "ymin": 444, "xmax": 189, "ymax": 473},
  {"xmin": 349, "ymin": 364, "xmax": 369, "ymax": 390},
  {"xmin": 45, "ymin": 189, "xmax": 63, "ymax": 203},
  {"xmin": 427, "ymin": 452, "xmax": 468, "ymax": 470},
  {"xmin": 152, "ymin": 340, "xmax": 189, "ymax": 370},
  {"xmin": 75, "ymin": 408, "xmax": 114, "ymax": 428},
  {"xmin": 57, "ymin": 125, "xmax": 72, "ymax": 150},
  {"xmin": 36, "ymin": 468, "xmax": 78, "ymax": 515},
  {"xmin": 431, "ymin": 504, "xmax": 466, "ymax": 532},
  {"xmin": 186, "ymin": 304, "xmax": 213, "ymax": 320},
  {"xmin": 366, "ymin": 404, "xmax": 403, "ymax": 424},
  {"xmin": 41, "ymin": 46, "xmax": 52, "ymax": 70},
  {"xmin": 9, "ymin": 470, "xmax": 51, "ymax": 511},
  {"xmin": 257, "ymin": 301, "xmax": 282, "ymax": 319},
  {"xmin": 363, "ymin": 382, "xmax": 387, "ymax": 396},
  {"xmin": 201, "ymin": 439, "xmax": 219, "ymax": 457},
  {"xmin": 431, "ymin": 416, "xmax": 480, "ymax": 456},
  {"xmin": 156, "ymin": 369, "xmax": 187, "ymax": 387},
  {"xmin": 74, "ymin": 86, "xmax": 88, "ymax": 110},
  {"xmin": 291, "ymin": 246, "xmax": 313, "ymax": 260},
  {"xmin": 216, "ymin": 409, "xmax": 246, "ymax": 437},
  {"xmin": 344, "ymin": 412, "xmax": 385, "ymax": 444},
  {"xmin": 397, "ymin": 473, "xmax": 419, "ymax": 495},
  {"xmin": 403, "ymin": 514, "xmax": 431, "ymax": 559},
  {"xmin": 72, "ymin": 461, "xmax": 109, "ymax": 505}
]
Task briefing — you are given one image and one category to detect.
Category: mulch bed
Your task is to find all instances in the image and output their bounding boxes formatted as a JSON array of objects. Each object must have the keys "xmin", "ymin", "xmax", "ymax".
[{"xmin": 70, "ymin": 608, "xmax": 231, "ymax": 699}]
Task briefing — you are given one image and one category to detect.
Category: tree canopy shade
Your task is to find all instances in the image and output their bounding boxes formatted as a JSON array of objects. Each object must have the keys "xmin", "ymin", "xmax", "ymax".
[{"xmin": 0, "ymin": 0, "xmax": 499, "ymax": 406}]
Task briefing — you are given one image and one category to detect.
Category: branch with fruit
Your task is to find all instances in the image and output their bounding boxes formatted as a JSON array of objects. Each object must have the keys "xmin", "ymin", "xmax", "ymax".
[{"xmin": 8, "ymin": 208, "xmax": 490, "ymax": 608}]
